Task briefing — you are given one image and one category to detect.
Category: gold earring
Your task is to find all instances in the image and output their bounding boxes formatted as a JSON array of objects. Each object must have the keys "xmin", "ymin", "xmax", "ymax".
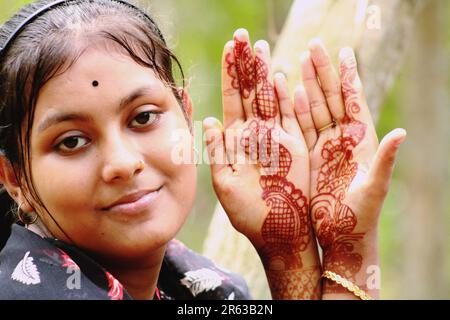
[
  {"xmin": 138, "ymin": 160, "xmax": 145, "ymax": 171},
  {"xmin": 17, "ymin": 203, "xmax": 38, "ymax": 226}
]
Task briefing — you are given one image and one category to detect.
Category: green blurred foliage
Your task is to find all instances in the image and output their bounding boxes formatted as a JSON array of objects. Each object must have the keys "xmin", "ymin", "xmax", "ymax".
[{"xmin": 0, "ymin": 0, "xmax": 32, "ymax": 20}]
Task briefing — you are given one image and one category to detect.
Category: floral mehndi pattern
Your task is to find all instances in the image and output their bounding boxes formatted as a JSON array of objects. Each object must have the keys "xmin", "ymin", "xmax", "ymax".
[{"xmin": 225, "ymin": 37, "xmax": 320, "ymax": 299}]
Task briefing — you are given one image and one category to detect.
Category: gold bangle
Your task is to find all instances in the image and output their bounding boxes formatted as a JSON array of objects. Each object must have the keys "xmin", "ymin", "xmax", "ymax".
[{"xmin": 322, "ymin": 271, "xmax": 374, "ymax": 300}]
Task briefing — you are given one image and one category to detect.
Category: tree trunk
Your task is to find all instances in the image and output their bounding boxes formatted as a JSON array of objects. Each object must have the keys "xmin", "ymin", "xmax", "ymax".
[
  {"xmin": 399, "ymin": 0, "xmax": 450, "ymax": 299},
  {"xmin": 203, "ymin": 0, "xmax": 430, "ymax": 299}
]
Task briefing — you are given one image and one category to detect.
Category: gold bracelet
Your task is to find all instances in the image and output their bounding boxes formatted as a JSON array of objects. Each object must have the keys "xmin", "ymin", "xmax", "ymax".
[{"xmin": 322, "ymin": 271, "xmax": 374, "ymax": 300}]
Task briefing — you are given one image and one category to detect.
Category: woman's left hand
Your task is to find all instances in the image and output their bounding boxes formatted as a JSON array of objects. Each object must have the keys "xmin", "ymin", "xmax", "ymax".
[
  {"xmin": 204, "ymin": 29, "xmax": 321, "ymax": 299},
  {"xmin": 295, "ymin": 39, "xmax": 407, "ymax": 299}
]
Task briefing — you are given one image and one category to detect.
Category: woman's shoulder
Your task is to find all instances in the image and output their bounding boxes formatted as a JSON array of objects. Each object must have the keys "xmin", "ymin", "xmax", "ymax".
[
  {"xmin": 0, "ymin": 224, "xmax": 131, "ymax": 300},
  {"xmin": 158, "ymin": 239, "xmax": 252, "ymax": 300},
  {"xmin": 0, "ymin": 224, "xmax": 252, "ymax": 300}
]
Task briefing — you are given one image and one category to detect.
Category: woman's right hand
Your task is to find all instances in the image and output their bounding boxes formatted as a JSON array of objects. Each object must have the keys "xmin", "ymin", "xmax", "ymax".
[{"xmin": 203, "ymin": 29, "xmax": 321, "ymax": 299}]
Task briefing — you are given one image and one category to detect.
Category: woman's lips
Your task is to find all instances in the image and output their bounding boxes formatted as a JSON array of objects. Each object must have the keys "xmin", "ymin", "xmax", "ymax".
[{"xmin": 102, "ymin": 187, "xmax": 162, "ymax": 215}]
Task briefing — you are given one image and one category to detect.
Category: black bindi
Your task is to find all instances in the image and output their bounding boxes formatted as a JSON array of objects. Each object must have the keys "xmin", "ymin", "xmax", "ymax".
[{"xmin": 92, "ymin": 80, "xmax": 99, "ymax": 87}]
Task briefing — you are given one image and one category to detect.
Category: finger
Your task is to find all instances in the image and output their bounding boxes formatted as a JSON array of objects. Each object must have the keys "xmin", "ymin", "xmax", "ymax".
[
  {"xmin": 300, "ymin": 51, "xmax": 333, "ymax": 132},
  {"xmin": 309, "ymin": 39, "xmax": 346, "ymax": 122},
  {"xmin": 233, "ymin": 28, "xmax": 257, "ymax": 120},
  {"xmin": 222, "ymin": 40, "xmax": 245, "ymax": 128},
  {"xmin": 294, "ymin": 84, "xmax": 318, "ymax": 150},
  {"xmin": 339, "ymin": 47, "xmax": 373, "ymax": 126},
  {"xmin": 274, "ymin": 72, "xmax": 302, "ymax": 139},
  {"xmin": 203, "ymin": 117, "xmax": 232, "ymax": 178},
  {"xmin": 367, "ymin": 128, "xmax": 407, "ymax": 199},
  {"xmin": 228, "ymin": 125, "xmax": 256, "ymax": 172},
  {"xmin": 254, "ymin": 40, "xmax": 280, "ymax": 124}
]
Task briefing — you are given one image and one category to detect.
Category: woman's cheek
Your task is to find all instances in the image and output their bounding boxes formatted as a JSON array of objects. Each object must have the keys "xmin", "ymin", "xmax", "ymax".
[
  {"xmin": 32, "ymin": 154, "xmax": 96, "ymax": 214},
  {"xmin": 157, "ymin": 119, "xmax": 197, "ymax": 214},
  {"xmin": 149, "ymin": 114, "xmax": 194, "ymax": 172},
  {"xmin": 33, "ymin": 156, "xmax": 99, "ymax": 242}
]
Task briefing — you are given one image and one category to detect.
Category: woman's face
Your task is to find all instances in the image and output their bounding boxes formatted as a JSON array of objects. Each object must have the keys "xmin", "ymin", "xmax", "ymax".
[{"xmin": 29, "ymin": 48, "xmax": 197, "ymax": 264}]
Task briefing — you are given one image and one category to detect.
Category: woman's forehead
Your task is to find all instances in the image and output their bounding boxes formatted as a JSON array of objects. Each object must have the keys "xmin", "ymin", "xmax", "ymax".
[
  {"xmin": 50, "ymin": 48, "xmax": 160, "ymax": 88},
  {"xmin": 37, "ymin": 48, "xmax": 165, "ymax": 105},
  {"xmin": 31, "ymin": 48, "xmax": 170, "ymax": 127}
]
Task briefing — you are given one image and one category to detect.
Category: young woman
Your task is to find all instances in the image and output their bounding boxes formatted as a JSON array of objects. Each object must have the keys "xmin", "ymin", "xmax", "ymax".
[{"xmin": 0, "ymin": 0, "xmax": 405, "ymax": 300}]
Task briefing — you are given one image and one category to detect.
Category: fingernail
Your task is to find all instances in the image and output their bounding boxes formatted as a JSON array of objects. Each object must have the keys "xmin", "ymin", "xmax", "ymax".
[
  {"xmin": 339, "ymin": 47, "xmax": 354, "ymax": 60},
  {"xmin": 254, "ymin": 40, "xmax": 270, "ymax": 54},
  {"xmin": 275, "ymin": 72, "xmax": 286, "ymax": 81},
  {"xmin": 395, "ymin": 128, "xmax": 407, "ymax": 145},
  {"xmin": 225, "ymin": 40, "xmax": 234, "ymax": 49},
  {"xmin": 233, "ymin": 28, "xmax": 249, "ymax": 41},
  {"xmin": 295, "ymin": 84, "xmax": 305, "ymax": 94},
  {"xmin": 308, "ymin": 38, "xmax": 324, "ymax": 50},
  {"xmin": 203, "ymin": 117, "xmax": 218, "ymax": 128}
]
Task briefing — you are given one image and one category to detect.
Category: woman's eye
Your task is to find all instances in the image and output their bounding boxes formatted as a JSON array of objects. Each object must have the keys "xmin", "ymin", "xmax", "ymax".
[
  {"xmin": 55, "ymin": 136, "xmax": 90, "ymax": 153},
  {"xmin": 129, "ymin": 111, "xmax": 160, "ymax": 128}
]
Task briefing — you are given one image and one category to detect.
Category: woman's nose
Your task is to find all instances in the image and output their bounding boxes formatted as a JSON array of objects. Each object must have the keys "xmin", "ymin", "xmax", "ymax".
[{"xmin": 101, "ymin": 137, "xmax": 144, "ymax": 183}]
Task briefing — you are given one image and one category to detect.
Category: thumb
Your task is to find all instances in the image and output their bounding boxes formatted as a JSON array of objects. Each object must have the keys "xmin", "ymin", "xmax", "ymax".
[
  {"xmin": 203, "ymin": 117, "xmax": 230, "ymax": 179},
  {"xmin": 367, "ymin": 128, "xmax": 407, "ymax": 199}
]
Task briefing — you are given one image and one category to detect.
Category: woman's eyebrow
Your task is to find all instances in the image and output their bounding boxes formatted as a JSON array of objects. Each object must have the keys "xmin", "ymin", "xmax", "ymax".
[
  {"xmin": 116, "ymin": 86, "xmax": 155, "ymax": 114},
  {"xmin": 37, "ymin": 113, "xmax": 94, "ymax": 134}
]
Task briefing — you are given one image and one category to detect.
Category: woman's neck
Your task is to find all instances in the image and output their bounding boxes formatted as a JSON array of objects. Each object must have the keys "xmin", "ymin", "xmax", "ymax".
[
  {"xmin": 27, "ymin": 218, "xmax": 53, "ymax": 238},
  {"xmin": 100, "ymin": 246, "xmax": 166, "ymax": 300}
]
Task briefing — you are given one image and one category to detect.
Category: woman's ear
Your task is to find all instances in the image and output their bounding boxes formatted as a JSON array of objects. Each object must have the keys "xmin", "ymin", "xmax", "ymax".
[
  {"xmin": 178, "ymin": 87, "xmax": 193, "ymax": 121},
  {"xmin": 0, "ymin": 156, "xmax": 33, "ymax": 213}
]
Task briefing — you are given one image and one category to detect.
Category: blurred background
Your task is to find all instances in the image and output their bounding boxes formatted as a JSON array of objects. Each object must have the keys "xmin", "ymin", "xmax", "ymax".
[{"xmin": 1, "ymin": 0, "xmax": 449, "ymax": 299}]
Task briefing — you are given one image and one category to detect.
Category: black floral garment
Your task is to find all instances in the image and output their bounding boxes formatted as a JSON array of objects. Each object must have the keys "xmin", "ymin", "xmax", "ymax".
[{"xmin": 0, "ymin": 224, "xmax": 251, "ymax": 300}]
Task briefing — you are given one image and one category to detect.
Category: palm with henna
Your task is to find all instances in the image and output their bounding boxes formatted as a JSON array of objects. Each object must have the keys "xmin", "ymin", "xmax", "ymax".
[
  {"xmin": 203, "ymin": 29, "xmax": 321, "ymax": 299},
  {"xmin": 294, "ymin": 39, "xmax": 406, "ymax": 299}
]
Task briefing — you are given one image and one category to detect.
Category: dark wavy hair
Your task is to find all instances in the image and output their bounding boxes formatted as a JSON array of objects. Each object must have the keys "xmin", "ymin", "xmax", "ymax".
[{"xmin": 0, "ymin": 0, "xmax": 185, "ymax": 246}]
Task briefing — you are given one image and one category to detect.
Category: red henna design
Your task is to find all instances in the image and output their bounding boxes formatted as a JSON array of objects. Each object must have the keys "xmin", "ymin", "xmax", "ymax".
[
  {"xmin": 312, "ymin": 134, "xmax": 365, "ymax": 291},
  {"xmin": 241, "ymin": 119, "xmax": 262, "ymax": 163},
  {"xmin": 311, "ymin": 55, "xmax": 368, "ymax": 293},
  {"xmin": 232, "ymin": 39, "xmax": 255, "ymax": 99},
  {"xmin": 312, "ymin": 181, "xmax": 364, "ymax": 291},
  {"xmin": 253, "ymin": 57, "xmax": 278, "ymax": 120},
  {"xmin": 267, "ymin": 267, "xmax": 322, "ymax": 300},
  {"xmin": 340, "ymin": 55, "xmax": 359, "ymax": 104},
  {"xmin": 241, "ymin": 122, "xmax": 292, "ymax": 177},
  {"xmin": 260, "ymin": 175, "xmax": 310, "ymax": 269},
  {"xmin": 342, "ymin": 117, "xmax": 367, "ymax": 145},
  {"xmin": 311, "ymin": 194, "xmax": 363, "ymax": 250},
  {"xmin": 343, "ymin": 95, "xmax": 361, "ymax": 117},
  {"xmin": 340, "ymin": 54, "xmax": 364, "ymax": 121},
  {"xmin": 225, "ymin": 52, "xmax": 240, "ymax": 94},
  {"xmin": 228, "ymin": 39, "xmax": 279, "ymax": 120},
  {"xmin": 317, "ymin": 137, "xmax": 358, "ymax": 200},
  {"xmin": 225, "ymin": 37, "xmax": 316, "ymax": 298},
  {"xmin": 260, "ymin": 142, "xmax": 291, "ymax": 177},
  {"xmin": 324, "ymin": 239, "xmax": 363, "ymax": 278}
]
